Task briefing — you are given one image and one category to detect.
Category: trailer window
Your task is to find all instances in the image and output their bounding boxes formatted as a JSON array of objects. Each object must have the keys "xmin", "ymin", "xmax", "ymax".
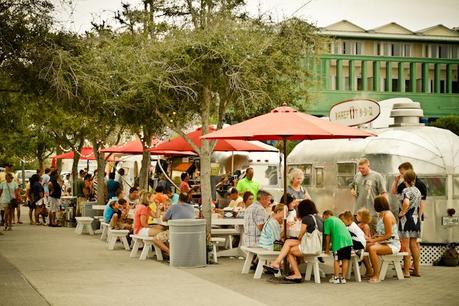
[
  {"xmin": 453, "ymin": 176, "xmax": 459, "ymax": 199},
  {"xmin": 251, "ymin": 165, "xmax": 278, "ymax": 187},
  {"xmin": 288, "ymin": 164, "xmax": 312, "ymax": 186},
  {"xmin": 337, "ymin": 163, "xmax": 356, "ymax": 188},
  {"xmin": 315, "ymin": 168, "xmax": 324, "ymax": 188},
  {"xmin": 418, "ymin": 176, "xmax": 447, "ymax": 197}
]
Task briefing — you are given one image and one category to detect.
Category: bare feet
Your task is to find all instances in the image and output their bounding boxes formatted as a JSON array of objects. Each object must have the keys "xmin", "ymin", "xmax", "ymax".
[{"xmin": 368, "ymin": 277, "xmax": 380, "ymax": 283}]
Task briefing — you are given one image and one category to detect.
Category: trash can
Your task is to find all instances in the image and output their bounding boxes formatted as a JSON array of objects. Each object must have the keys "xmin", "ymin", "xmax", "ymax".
[
  {"xmin": 168, "ymin": 219, "xmax": 207, "ymax": 268},
  {"xmin": 82, "ymin": 201, "xmax": 97, "ymax": 217}
]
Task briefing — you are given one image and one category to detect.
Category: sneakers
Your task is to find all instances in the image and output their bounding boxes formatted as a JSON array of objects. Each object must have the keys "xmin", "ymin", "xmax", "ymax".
[
  {"xmin": 329, "ymin": 276, "xmax": 340, "ymax": 284},
  {"xmin": 329, "ymin": 276, "xmax": 346, "ymax": 284}
]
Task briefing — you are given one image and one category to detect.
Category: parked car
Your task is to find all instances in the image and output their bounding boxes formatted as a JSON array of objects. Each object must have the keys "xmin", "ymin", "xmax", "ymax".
[{"xmin": 15, "ymin": 170, "xmax": 36, "ymax": 188}]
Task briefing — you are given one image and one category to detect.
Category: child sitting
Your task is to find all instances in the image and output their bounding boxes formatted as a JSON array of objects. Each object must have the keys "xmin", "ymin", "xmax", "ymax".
[
  {"xmin": 356, "ymin": 207, "xmax": 374, "ymax": 277},
  {"xmin": 323, "ymin": 210, "xmax": 353, "ymax": 284},
  {"xmin": 339, "ymin": 211, "xmax": 366, "ymax": 259},
  {"xmin": 356, "ymin": 208, "xmax": 372, "ymax": 239}
]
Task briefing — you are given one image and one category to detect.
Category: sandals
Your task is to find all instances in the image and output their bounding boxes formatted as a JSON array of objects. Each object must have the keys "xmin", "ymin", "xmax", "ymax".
[
  {"xmin": 263, "ymin": 265, "xmax": 280, "ymax": 274},
  {"xmin": 284, "ymin": 276, "xmax": 303, "ymax": 283},
  {"xmin": 368, "ymin": 278, "xmax": 380, "ymax": 283}
]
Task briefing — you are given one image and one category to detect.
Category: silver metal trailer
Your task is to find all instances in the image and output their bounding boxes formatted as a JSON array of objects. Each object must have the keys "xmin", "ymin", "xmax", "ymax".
[{"xmin": 288, "ymin": 101, "xmax": 459, "ymax": 244}]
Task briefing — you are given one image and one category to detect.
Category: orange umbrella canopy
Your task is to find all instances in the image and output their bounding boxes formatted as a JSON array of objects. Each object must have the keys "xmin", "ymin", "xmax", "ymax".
[
  {"xmin": 202, "ymin": 105, "xmax": 375, "ymax": 141},
  {"xmin": 100, "ymin": 138, "xmax": 161, "ymax": 154},
  {"xmin": 52, "ymin": 147, "xmax": 116, "ymax": 161},
  {"xmin": 149, "ymin": 127, "xmax": 277, "ymax": 155}
]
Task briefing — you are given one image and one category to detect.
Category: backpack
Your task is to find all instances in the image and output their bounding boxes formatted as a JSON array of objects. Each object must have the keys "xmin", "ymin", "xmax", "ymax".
[{"xmin": 300, "ymin": 215, "xmax": 323, "ymax": 255}]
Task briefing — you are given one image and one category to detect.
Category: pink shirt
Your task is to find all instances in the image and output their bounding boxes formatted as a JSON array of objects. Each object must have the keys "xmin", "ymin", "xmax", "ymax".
[
  {"xmin": 180, "ymin": 181, "xmax": 191, "ymax": 193},
  {"xmin": 134, "ymin": 205, "xmax": 151, "ymax": 234}
]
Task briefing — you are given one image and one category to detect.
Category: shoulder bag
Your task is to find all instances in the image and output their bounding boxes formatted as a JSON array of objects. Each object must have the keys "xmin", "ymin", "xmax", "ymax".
[
  {"xmin": 6, "ymin": 183, "xmax": 18, "ymax": 208},
  {"xmin": 300, "ymin": 215, "xmax": 322, "ymax": 255}
]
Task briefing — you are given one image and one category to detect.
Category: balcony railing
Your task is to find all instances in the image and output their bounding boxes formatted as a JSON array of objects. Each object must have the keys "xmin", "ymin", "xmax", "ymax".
[{"xmin": 317, "ymin": 54, "xmax": 459, "ymax": 94}]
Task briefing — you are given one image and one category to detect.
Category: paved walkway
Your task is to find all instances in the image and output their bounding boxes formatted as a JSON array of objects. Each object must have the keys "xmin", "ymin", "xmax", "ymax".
[{"xmin": 0, "ymin": 213, "xmax": 458, "ymax": 306}]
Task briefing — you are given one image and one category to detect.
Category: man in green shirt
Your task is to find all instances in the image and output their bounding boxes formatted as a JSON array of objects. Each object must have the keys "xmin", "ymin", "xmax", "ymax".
[
  {"xmin": 236, "ymin": 167, "xmax": 260, "ymax": 199},
  {"xmin": 323, "ymin": 210, "xmax": 353, "ymax": 284}
]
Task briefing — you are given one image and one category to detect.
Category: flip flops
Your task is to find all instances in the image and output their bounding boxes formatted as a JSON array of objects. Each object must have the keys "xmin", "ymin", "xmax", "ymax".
[
  {"xmin": 284, "ymin": 276, "xmax": 303, "ymax": 283},
  {"xmin": 263, "ymin": 265, "xmax": 280, "ymax": 274},
  {"xmin": 368, "ymin": 278, "xmax": 380, "ymax": 283}
]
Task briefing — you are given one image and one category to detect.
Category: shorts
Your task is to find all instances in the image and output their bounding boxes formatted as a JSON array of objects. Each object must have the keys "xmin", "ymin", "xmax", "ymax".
[
  {"xmin": 334, "ymin": 246, "xmax": 352, "ymax": 261},
  {"xmin": 155, "ymin": 230, "xmax": 169, "ymax": 242},
  {"xmin": 138, "ymin": 227, "xmax": 150, "ymax": 237},
  {"xmin": 48, "ymin": 197, "xmax": 61, "ymax": 213},
  {"xmin": 29, "ymin": 202, "xmax": 37, "ymax": 209},
  {"xmin": 0, "ymin": 202, "xmax": 8, "ymax": 210},
  {"xmin": 352, "ymin": 240, "xmax": 365, "ymax": 251}
]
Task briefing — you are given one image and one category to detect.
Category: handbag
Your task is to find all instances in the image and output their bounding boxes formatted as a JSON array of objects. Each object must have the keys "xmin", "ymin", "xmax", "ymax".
[
  {"xmin": 6, "ymin": 183, "xmax": 18, "ymax": 208},
  {"xmin": 300, "ymin": 215, "xmax": 323, "ymax": 255},
  {"xmin": 273, "ymin": 240, "xmax": 284, "ymax": 251}
]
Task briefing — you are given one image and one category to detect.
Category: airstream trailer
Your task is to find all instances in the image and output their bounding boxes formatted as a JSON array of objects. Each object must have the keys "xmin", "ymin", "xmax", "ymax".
[{"xmin": 288, "ymin": 100, "xmax": 459, "ymax": 245}]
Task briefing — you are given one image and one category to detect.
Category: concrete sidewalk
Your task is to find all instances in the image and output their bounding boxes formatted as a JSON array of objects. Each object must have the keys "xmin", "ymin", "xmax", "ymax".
[{"xmin": 0, "ymin": 218, "xmax": 458, "ymax": 306}]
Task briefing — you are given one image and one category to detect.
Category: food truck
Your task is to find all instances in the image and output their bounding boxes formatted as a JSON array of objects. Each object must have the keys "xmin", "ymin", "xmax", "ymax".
[{"xmin": 288, "ymin": 98, "xmax": 459, "ymax": 247}]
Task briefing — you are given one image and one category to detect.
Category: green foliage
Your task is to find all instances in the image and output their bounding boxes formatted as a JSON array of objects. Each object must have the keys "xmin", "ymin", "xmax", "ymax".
[{"xmin": 431, "ymin": 116, "xmax": 459, "ymax": 136}]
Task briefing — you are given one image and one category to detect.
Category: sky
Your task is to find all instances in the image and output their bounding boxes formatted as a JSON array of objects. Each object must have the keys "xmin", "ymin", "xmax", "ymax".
[{"xmin": 52, "ymin": 0, "xmax": 459, "ymax": 33}]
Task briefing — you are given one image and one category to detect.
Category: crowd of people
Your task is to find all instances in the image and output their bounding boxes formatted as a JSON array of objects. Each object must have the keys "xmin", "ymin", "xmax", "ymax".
[
  {"xmin": 0, "ymin": 157, "xmax": 426, "ymax": 283},
  {"xmin": 242, "ymin": 158, "xmax": 425, "ymax": 284}
]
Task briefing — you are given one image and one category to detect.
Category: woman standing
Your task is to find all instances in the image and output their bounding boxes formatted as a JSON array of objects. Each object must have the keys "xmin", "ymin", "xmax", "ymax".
[
  {"xmin": 28, "ymin": 174, "xmax": 44, "ymax": 224},
  {"xmin": 398, "ymin": 170, "xmax": 422, "ymax": 277},
  {"xmin": 0, "ymin": 173, "xmax": 19, "ymax": 231},
  {"xmin": 287, "ymin": 168, "xmax": 311, "ymax": 202}
]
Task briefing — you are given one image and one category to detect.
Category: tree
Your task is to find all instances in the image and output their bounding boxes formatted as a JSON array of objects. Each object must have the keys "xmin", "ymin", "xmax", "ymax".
[
  {"xmin": 110, "ymin": 1, "xmax": 324, "ymax": 234},
  {"xmin": 431, "ymin": 116, "xmax": 459, "ymax": 136}
]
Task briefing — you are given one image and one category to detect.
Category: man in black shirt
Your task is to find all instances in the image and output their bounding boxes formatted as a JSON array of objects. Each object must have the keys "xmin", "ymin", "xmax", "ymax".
[{"xmin": 391, "ymin": 162, "xmax": 427, "ymax": 221}]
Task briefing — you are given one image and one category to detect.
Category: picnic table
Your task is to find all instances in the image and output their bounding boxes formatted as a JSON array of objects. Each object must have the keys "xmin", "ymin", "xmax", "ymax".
[{"xmin": 211, "ymin": 218, "xmax": 244, "ymax": 257}]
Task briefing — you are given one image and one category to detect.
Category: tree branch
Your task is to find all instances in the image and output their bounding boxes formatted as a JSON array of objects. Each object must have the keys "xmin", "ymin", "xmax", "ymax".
[{"xmin": 154, "ymin": 108, "xmax": 201, "ymax": 155}]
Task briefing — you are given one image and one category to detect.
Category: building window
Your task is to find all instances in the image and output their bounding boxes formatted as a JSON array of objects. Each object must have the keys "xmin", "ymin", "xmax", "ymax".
[
  {"xmin": 334, "ymin": 40, "xmax": 363, "ymax": 55},
  {"xmin": 427, "ymin": 44, "xmax": 457, "ymax": 59},
  {"xmin": 337, "ymin": 162, "xmax": 356, "ymax": 188},
  {"xmin": 315, "ymin": 168, "xmax": 324, "ymax": 188},
  {"xmin": 376, "ymin": 42, "xmax": 412, "ymax": 57}
]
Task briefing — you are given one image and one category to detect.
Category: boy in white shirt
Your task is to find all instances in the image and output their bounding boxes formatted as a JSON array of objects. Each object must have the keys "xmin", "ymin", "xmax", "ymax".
[{"xmin": 339, "ymin": 210, "xmax": 366, "ymax": 260}]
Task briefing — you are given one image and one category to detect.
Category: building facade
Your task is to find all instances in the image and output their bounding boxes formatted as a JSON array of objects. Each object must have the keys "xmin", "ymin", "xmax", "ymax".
[{"xmin": 308, "ymin": 20, "xmax": 459, "ymax": 118}]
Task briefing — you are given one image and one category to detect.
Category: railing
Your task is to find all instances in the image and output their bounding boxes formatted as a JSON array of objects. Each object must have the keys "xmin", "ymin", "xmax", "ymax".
[{"xmin": 318, "ymin": 54, "xmax": 459, "ymax": 94}]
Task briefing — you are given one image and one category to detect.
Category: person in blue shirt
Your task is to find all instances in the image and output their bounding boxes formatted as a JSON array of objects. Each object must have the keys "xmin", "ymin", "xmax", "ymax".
[
  {"xmin": 258, "ymin": 204, "xmax": 285, "ymax": 250},
  {"xmin": 107, "ymin": 172, "xmax": 121, "ymax": 200}
]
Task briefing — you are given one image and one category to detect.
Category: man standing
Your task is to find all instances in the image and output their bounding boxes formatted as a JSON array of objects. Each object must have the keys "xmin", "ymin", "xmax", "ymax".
[
  {"xmin": 237, "ymin": 167, "xmax": 260, "ymax": 200},
  {"xmin": 391, "ymin": 162, "xmax": 427, "ymax": 220},
  {"xmin": 48, "ymin": 170, "xmax": 62, "ymax": 227},
  {"xmin": 351, "ymin": 158, "xmax": 387, "ymax": 231},
  {"xmin": 243, "ymin": 190, "xmax": 272, "ymax": 247}
]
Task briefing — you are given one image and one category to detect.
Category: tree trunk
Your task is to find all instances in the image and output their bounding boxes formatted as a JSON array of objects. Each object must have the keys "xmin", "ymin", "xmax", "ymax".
[
  {"xmin": 55, "ymin": 146, "xmax": 63, "ymax": 171},
  {"xmin": 139, "ymin": 149, "xmax": 151, "ymax": 191},
  {"xmin": 200, "ymin": 85, "xmax": 212, "ymax": 237},
  {"xmin": 71, "ymin": 153, "xmax": 79, "ymax": 196},
  {"xmin": 38, "ymin": 157, "xmax": 44, "ymax": 172},
  {"xmin": 93, "ymin": 143, "xmax": 107, "ymax": 205},
  {"xmin": 139, "ymin": 127, "xmax": 152, "ymax": 191}
]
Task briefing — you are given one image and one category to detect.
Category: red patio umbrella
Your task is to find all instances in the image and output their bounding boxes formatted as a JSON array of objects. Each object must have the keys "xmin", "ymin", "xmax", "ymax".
[
  {"xmin": 52, "ymin": 147, "xmax": 116, "ymax": 161},
  {"xmin": 100, "ymin": 138, "xmax": 161, "ymax": 154},
  {"xmin": 149, "ymin": 127, "xmax": 277, "ymax": 155},
  {"xmin": 202, "ymin": 105, "xmax": 375, "ymax": 246}
]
